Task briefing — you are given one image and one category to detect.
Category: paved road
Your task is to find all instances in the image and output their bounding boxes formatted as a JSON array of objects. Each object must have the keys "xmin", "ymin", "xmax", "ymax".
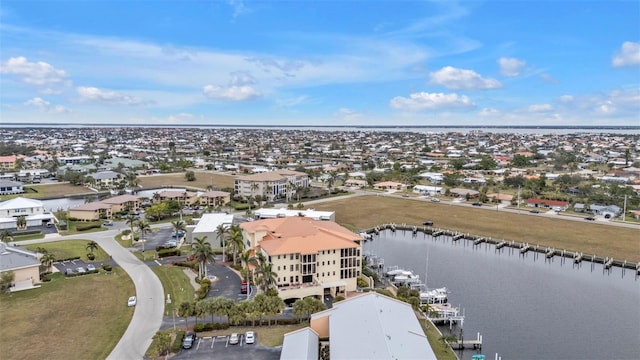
[{"xmin": 16, "ymin": 227, "xmax": 166, "ymax": 360}]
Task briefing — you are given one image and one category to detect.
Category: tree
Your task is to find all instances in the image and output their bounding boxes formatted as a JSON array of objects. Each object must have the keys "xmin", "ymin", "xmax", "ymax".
[
  {"xmin": 0, "ymin": 271, "xmax": 15, "ymax": 293},
  {"xmin": 215, "ymin": 224, "xmax": 228, "ymax": 262},
  {"xmin": 16, "ymin": 215, "xmax": 27, "ymax": 230},
  {"xmin": 239, "ymin": 250, "xmax": 258, "ymax": 284},
  {"xmin": 227, "ymin": 224, "xmax": 245, "ymax": 265},
  {"xmin": 185, "ymin": 170, "xmax": 196, "ymax": 181},
  {"xmin": 292, "ymin": 297, "xmax": 326, "ymax": 318},
  {"xmin": 151, "ymin": 331, "xmax": 172, "ymax": 356},
  {"xmin": 0, "ymin": 229, "xmax": 13, "ymax": 243},
  {"xmin": 86, "ymin": 241, "xmax": 99, "ymax": 254},
  {"xmin": 171, "ymin": 220, "xmax": 186, "ymax": 239},
  {"xmin": 255, "ymin": 261, "xmax": 277, "ymax": 293},
  {"xmin": 40, "ymin": 252, "xmax": 56, "ymax": 271},
  {"xmin": 178, "ymin": 301, "xmax": 195, "ymax": 328},
  {"xmin": 125, "ymin": 214, "xmax": 139, "ymax": 240},
  {"xmin": 511, "ymin": 154, "xmax": 532, "ymax": 168},
  {"xmin": 126, "ymin": 171, "xmax": 139, "ymax": 189},
  {"xmin": 254, "ymin": 293, "xmax": 285, "ymax": 325},
  {"xmin": 137, "ymin": 220, "xmax": 151, "ymax": 241},
  {"xmin": 191, "ymin": 236, "xmax": 215, "ymax": 278}
]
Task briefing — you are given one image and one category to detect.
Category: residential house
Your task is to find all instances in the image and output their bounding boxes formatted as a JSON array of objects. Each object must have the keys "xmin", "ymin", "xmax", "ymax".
[
  {"xmin": 235, "ymin": 170, "xmax": 309, "ymax": 202},
  {"xmin": 254, "ymin": 208, "xmax": 335, "ymax": 221},
  {"xmin": 87, "ymin": 170, "xmax": 123, "ymax": 188},
  {"xmin": 0, "ymin": 197, "xmax": 54, "ymax": 229},
  {"xmin": 0, "ymin": 155, "xmax": 17, "ymax": 170},
  {"xmin": 281, "ymin": 292, "xmax": 437, "ymax": 360},
  {"xmin": 0, "ymin": 180, "xmax": 24, "ymax": 195},
  {"xmin": 373, "ymin": 181, "xmax": 406, "ymax": 191},
  {"xmin": 0, "ymin": 243, "xmax": 41, "ymax": 292},
  {"xmin": 412, "ymin": 185, "xmax": 444, "ymax": 196},
  {"xmin": 526, "ymin": 198, "xmax": 569, "ymax": 211},
  {"xmin": 449, "ymin": 188, "xmax": 480, "ymax": 199},
  {"xmin": 240, "ymin": 217, "xmax": 363, "ymax": 301},
  {"xmin": 589, "ymin": 204, "xmax": 622, "ymax": 218}
]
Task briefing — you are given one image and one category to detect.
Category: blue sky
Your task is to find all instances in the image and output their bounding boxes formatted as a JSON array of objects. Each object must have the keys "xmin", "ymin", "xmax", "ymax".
[{"xmin": 1, "ymin": 0, "xmax": 639, "ymax": 126}]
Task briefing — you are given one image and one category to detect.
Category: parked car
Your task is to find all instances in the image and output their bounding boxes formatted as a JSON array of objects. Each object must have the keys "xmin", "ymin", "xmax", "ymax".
[
  {"xmin": 240, "ymin": 280, "xmax": 248, "ymax": 294},
  {"xmin": 163, "ymin": 240, "xmax": 178, "ymax": 248},
  {"xmin": 183, "ymin": 332, "xmax": 196, "ymax": 349},
  {"xmin": 65, "ymin": 268, "xmax": 74, "ymax": 275},
  {"xmin": 529, "ymin": 209, "xmax": 540, "ymax": 214},
  {"xmin": 229, "ymin": 333, "xmax": 239, "ymax": 345},
  {"xmin": 103, "ymin": 220, "xmax": 113, "ymax": 226},
  {"xmin": 472, "ymin": 202, "xmax": 483, "ymax": 207},
  {"xmin": 430, "ymin": 198, "xmax": 441, "ymax": 202},
  {"xmin": 127, "ymin": 296, "xmax": 137, "ymax": 307},
  {"xmin": 86, "ymin": 264, "xmax": 96, "ymax": 271},
  {"xmin": 585, "ymin": 217, "xmax": 596, "ymax": 221},
  {"xmin": 245, "ymin": 331, "xmax": 255, "ymax": 344},
  {"xmin": 423, "ymin": 220, "xmax": 434, "ymax": 226},
  {"xmin": 76, "ymin": 266, "xmax": 86, "ymax": 274}
]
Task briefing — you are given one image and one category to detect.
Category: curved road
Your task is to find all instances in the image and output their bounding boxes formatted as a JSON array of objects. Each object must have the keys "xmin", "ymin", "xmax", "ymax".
[{"xmin": 16, "ymin": 228, "xmax": 165, "ymax": 360}]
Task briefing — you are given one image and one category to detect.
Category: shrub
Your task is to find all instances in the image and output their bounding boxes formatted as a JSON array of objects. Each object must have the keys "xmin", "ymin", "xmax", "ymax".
[
  {"xmin": 172, "ymin": 260, "xmax": 198, "ymax": 270},
  {"xmin": 76, "ymin": 223, "xmax": 102, "ymax": 231},
  {"xmin": 122, "ymin": 229, "xmax": 131, "ymax": 236},
  {"xmin": 102, "ymin": 264, "xmax": 113, "ymax": 272},
  {"xmin": 172, "ymin": 329, "xmax": 185, "ymax": 353},
  {"xmin": 276, "ymin": 317, "xmax": 303, "ymax": 325},
  {"xmin": 86, "ymin": 253, "xmax": 95, "ymax": 260},
  {"xmin": 157, "ymin": 248, "xmax": 180, "ymax": 258},
  {"xmin": 357, "ymin": 278, "xmax": 368, "ymax": 288},
  {"xmin": 193, "ymin": 323, "xmax": 228, "ymax": 332},
  {"xmin": 333, "ymin": 295, "xmax": 345, "ymax": 302},
  {"xmin": 10, "ymin": 230, "xmax": 42, "ymax": 237}
]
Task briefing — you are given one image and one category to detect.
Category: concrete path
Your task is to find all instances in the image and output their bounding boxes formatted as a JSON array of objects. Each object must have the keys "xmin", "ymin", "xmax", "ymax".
[{"xmin": 16, "ymin": 227, "xmax": 167, "ymax": 360}]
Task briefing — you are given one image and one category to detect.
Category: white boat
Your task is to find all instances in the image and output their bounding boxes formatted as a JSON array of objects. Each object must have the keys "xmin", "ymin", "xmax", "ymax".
[
  {"xmin": 393, "ymin": 272, "xmax": 421, "ymax": 285},
  {"xmin": 420, "ymin": 287, "xmax": 449, "ymax": 304},
  {"xmin": 386, "ymin": 267, "xmax": 409, "ymax": 277}
]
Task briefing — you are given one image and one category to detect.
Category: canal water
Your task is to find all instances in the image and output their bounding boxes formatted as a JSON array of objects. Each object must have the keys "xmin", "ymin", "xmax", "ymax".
[{"xmin": 364, "ymin": 230, "xmax": 640, "ymax": 360}]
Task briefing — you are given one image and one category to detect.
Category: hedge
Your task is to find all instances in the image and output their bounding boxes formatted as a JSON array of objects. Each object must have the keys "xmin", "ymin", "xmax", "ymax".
[
  {"xmin": 157, "ymin": 248, "xmax": 180, "ymax": 258},
  {"xmin": 9, "ymin": 229, "xmax": 42, "ymax": 237},
  {"xmin": 193, "ymin": 323, "xmax": 229, "ymax": 332},
  {"xmin": 76, "ymin": 223, "xmax": 102, "ymax": 231},
  {"xmin": 65, "ymin": 269, "xmax": 100, "ymax": 277},
  {"xmin": 172, "ymin": 330, "xmax": 185, "ymax": 353}
]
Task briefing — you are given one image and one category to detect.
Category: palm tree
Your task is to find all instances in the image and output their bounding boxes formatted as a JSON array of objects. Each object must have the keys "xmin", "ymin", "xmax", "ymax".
[
  {"xmin": 16, "ymin": 215, "xmax": 27, "ymax": 230},
  {"xmin": 239, "ymin": 250, "xmax": 258, "ymax": 283},
  {"xmin": 86, "ymin": 241, "xmax": 99, "ymax": 254},
  {"xmin": 125, "ymin": 214, "xmax": 138, "ymax": 240},
  {"xmin": 152, "ymin": 192, "xmax": 161, "ymax": 203},
  {"xmin": 250, "ymin": 182, "xmax": 259, "ymax": 209},
  {"xmin": 40, "ymin": 252, "xmax": 56, "ymax": 271},
  {"xmin": 255, "ymin": 262, "xmax": 277, "ymax": 293},
  {"xmin": 0, "ymin": 229, "xmax": 13, "ymax": 243},
  {"xmin": 178, "ymin": 301, "xmax": 194, "ymax": 329},
  {"xmin": 190, "ymin": 236, "xmax": 215, "ymax": 278},
  {"xmin": 215, "ymin": 224, "xmax": 228, "ymax": 262},
  {"xmin": 171, "ymin": 220, "xmax": 186, "ymax": 239},
  {"xmin": 137, "ymin": 220, "xmax": 151, "ymax": 241},
  {"xmin": 227, "ymin": 224, "xmax": 245, "ymax": 265}
]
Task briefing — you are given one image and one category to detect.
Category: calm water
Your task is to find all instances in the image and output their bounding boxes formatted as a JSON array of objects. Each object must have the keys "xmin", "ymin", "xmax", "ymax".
[{"xmin": 365, "ymin": 230, "xmax": 640, "ymax": 360}]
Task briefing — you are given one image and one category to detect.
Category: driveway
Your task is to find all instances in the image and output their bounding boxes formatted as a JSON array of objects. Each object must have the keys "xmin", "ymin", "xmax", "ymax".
[
  {"xmin": 16, "ymin": 229, "xmax": 165, "ymax": 360},
  {"xmin": 172, "ymin": 334, "xmax": 281, "ymax": 360}
]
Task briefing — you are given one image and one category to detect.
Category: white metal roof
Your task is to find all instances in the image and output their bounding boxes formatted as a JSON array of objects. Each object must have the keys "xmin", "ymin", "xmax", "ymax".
[
  {"xmin": 0, "ymin": 197, "xmax": 43, "ymax": 211},
  {"xmin": 192, "ymin": 213, "xmax": 234, "ymax": 234},
  {"xmin": 280, "ymin": 327, "xmax": 319, "ymax": 360}
]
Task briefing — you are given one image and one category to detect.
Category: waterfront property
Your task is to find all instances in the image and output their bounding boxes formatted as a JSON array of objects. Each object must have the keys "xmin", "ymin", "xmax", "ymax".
[
  {"xmin": 0, "ymin": 197, "xmax": 55, "ymax": 229},
  {"xmin": 281, "ymin": 292, "xmax": 437, "ymax": 359},
  {"xmin": 240, "ymin": 216, "xmax": 363, "ymax": 301},
  {"xmin": 234, "ymin": 169, "xmax": 310, "ymax": 202},
  {"xmin": 254, "ymin": 207, "xmax": 335, "ymax": 221},
  {"xmin": 69, "ymin": 194, "xmax": 141, "ymax": 221}
]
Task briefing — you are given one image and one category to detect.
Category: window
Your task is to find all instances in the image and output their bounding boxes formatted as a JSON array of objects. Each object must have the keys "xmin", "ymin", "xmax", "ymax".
[{"xmin": 290, "ymin": 265, "xmax": 293, "ymax": 271}]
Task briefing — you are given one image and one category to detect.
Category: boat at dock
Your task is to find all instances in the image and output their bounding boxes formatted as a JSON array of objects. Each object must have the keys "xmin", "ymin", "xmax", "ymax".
[{"xmin": 420, "ymin": 286, "xmax": 449, "ymax": 304}]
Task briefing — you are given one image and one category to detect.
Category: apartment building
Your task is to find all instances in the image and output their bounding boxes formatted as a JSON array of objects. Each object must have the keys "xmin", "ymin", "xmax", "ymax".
[
  {"xmin": 69, "ymin": 194, "xmax": 140, "ymax": 221},
  {"xmin": 0, "ymin": 155, "xmax": 17, "ymax": 170},
  {"xmin": 240, "ymin": 216, "xmax": 363, "ymax": 301},
  {"xmin": 234, "ymin": 169, "xmax": 309, "ymax": 202}
]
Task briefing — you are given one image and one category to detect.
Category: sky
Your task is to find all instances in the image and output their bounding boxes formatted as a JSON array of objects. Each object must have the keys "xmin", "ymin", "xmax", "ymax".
[{"xmin": 0, "ymin": 0, "xmax": 639, "ymax": 127}]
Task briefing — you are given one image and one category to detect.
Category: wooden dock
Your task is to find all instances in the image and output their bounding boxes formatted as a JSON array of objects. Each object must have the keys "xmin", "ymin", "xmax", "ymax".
[{"xmin": 449, "ymin": 332, "xmax": 483, "ymax": 350}]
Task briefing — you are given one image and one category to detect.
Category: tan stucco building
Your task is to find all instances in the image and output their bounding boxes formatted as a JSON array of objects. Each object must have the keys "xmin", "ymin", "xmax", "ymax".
[
  {"xmin": 69, "ymin": 194, "xmax": 140, "ymax": 221},
  {"xmin": 240, "ymin": 216, "xmax": 363, "ymax": 301}
]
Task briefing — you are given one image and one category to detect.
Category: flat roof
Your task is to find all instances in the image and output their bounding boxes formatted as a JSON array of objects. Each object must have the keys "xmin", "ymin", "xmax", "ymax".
[{"xmin": 192, "ymin": 213, "xmax": 234, "ymax": 234}]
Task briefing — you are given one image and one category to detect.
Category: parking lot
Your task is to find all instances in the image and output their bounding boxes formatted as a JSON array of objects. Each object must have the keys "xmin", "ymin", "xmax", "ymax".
[
  {"xmin": 173, "ymin": 333, "xmax": 281, "ymax": 360},
  {"xmin": 53, "ymin": 258, "xmax": 109, "ymax": 275},
  {"xmin": 143, "ymin": 226, "xmax": 181, "ymax": 250}
]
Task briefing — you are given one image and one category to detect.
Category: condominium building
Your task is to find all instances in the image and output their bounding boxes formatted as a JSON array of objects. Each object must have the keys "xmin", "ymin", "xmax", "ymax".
[
  {"xmin": 234, "ymin": 169, "xmax": 309, "ymax": 202},
  {"xmin": 240, "ymin": 216, "xmax": 363, "ymax": 301}
]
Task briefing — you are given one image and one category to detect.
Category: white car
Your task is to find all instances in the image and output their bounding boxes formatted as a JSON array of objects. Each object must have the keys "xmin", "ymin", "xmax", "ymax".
[
  {"xmin": 245, "ymin": 331, "xmax": 255, "ymax": 344},
  {"xmin": 127, "ymin": 296, "xmax": 137, "ymax": 307},
  {"xmin": 229, "ymin": 333, "xmax": 239, "ymax": 345}
]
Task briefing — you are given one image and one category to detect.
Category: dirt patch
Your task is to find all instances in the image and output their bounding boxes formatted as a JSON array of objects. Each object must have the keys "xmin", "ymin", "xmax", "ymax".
[{"xmin": 138, "ymin": 171, "xmax": 235, "ymax": 190}]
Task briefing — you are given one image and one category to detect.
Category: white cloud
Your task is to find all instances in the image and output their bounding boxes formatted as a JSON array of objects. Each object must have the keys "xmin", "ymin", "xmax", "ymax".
[
  {"xmin": 528, "ymin": 103, "xmax": 554, "ymax": 112},
  {"xmin": 39, "ymin": 88, "xmax": 63, "ymax": 95},
  {"xmin": 0, "ymin": 56, "xmax": 67, "ymax": 85},
  {"xmin": 229, "ymin": 71, "xmax": 256, "ymax": 86},
  {"xmin": 77, "ymin": 86, "xmax": 148, "ymax": 105},
  {"xmin": 612, "ymin": 41, "xmax": 640, "ymax": 67},
  {"xmin": 24, "ymin": 97, "xmax": 69, "ymax": 113},
  {"xmin": 558, "ymin": 95, "xmax": 574, "ymax": 103},
  {"xmin": 498, "ymin": 57, "xmax": 526, "ymax": 77},
  {"xmin": 429, "ymin": 66, "xmax": 501, "ymax": 90},
  {"xmin": 203, "ymin": 85, "xmax": 261, "ymax": 101},
  {"xmin": 390, "ymin": 92, "xmax": 475, "ymax": 111},
  {"xmin": 275, "ymin": 95, "xmax": 309, "ymax": 108},
  {"xmin": 479, "ymin": 107, "xmax": 500, "ymax": 116},
  {"xmin": 335, "ymin": 107, "xmax": 366, "ymax": 122},
  {"xmin": 227, "ymin": 0, "xmax": 249, "ymax": 18}
]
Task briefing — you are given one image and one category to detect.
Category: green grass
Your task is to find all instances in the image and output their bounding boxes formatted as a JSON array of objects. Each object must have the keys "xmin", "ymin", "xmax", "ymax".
[
  {"xmin": 0, "ymin": 268, "xmax": 135, "ymax": 360},
  {"xmin": 419, "ymin": 319, "xmax": 458, "ymax": 360},
  {"xmin": 25, "ymin": 239, "xmax": 110, "ymax": 262},
  {"xmin": 152, "ymin": 266, "xmax": 196, "ymax": 314},
  {"xmin": 311, "ymin": 195, "xmax": 640, "ymax": 262}
]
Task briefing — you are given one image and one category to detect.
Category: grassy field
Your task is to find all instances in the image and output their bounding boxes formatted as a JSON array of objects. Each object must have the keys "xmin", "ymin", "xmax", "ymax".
[
  {"xmin": 0, "ymin": 269, "xmax": 134, "ymax": 360},
  {"xmin": 197, "ymin": 324, "xmax": 308, "ymax": 347},
  {"xmin": 138, "ymin": 171, "xmax": 235, "ymax": 191},
  {"xmin": 0, "ymin": 183, "xmax": 93, "ymax": 201},
  {"xmin": 25, "ymin": 239, "xmax": 110, "ymax": 262},
  {"xmin": 419, "ymin": 318, "xmax": 457, "ymax": 360},
  {"xmin": 311, "ymin": 195, "xmax": 640, "ymax": 262},
  {"xmin": 152, "ymin": 266, "xmax": 196, "ymax": 314}
]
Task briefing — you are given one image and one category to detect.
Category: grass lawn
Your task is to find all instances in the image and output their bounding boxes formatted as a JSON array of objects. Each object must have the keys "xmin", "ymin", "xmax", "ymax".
[
  {"xmin": 311, "ymin": 195, "xmax": 640, "ymax": 262},
  {"xmin": 419, "ymin": 318, "xmax": 457, "ymax": 360},
  {"xmin": 138, "ymin": 171, "xmax": 235, "ymax": 191},
  {"xmin": 25, "ymin": 239, "xmax": 110, "ymax": 262},
  {"xmin": 0, "ymin": 269, "xmax": 134, "ymax": 360},
  {"xmin": 197, "ymin": 324, "xmax": 308, "ymax": 347},
  {"xmin": 152, "ymin": 266, "xmax": 196, "ymax": 314},
  {"xmin": 0, "ymin": 183, "xmax": 93, "ymax": 201}
]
